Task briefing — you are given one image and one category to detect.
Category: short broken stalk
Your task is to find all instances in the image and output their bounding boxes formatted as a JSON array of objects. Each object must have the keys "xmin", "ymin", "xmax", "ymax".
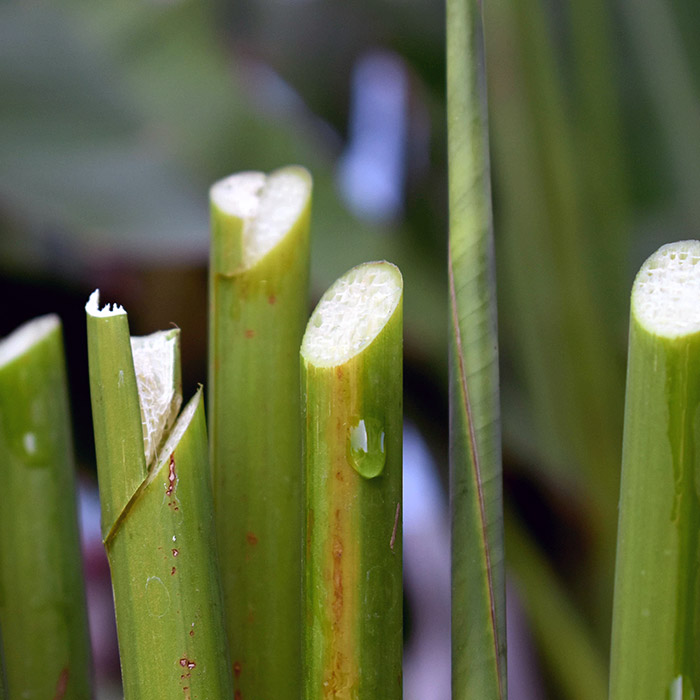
[
  {"xmin": 209, "ymin": 166, "xmax": 311, "ymax": 697},
  {"xmin": 0, "ymin": 316, "xmax": 92, "ymax": 699},
  {"xmin": 610, "ymin": 241, "xmax": 700, "ymax": 699},
  {"xmin": 301, "ymin": 262, "xmax": 403, "ymax": 699},
  {"xmin": 86, "ymin": 291, "xmax": 232, "ymax": 699}
]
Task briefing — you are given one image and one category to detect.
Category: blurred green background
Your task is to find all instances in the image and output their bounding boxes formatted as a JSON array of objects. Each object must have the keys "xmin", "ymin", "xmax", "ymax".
[{"xmin": 1, "ymin": 0, "xmax": 699, "ymax": 697}]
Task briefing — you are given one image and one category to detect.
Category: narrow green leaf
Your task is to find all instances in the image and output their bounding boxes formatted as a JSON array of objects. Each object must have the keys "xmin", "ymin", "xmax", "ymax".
[
  {"xmin": 610, "ymin": 241, "xmax": 700, "ymax": 699},
  {"xmin": 209, "ymin": 166, "xmax": 311, "ymax": 697},
  {"xmin": 301, "ymin": 261, "xmax": 403, "ymax": 700},
  {"xmin": 447, "ymin": 0, "xmax": 506, "ymax": 697},
  {"xmin": 0, "ymin": 315, "xmax": 92, "ymax": 698},
  {"xmin": 87, "ymin": 293, "xmax": 232, "ymax": 699}
]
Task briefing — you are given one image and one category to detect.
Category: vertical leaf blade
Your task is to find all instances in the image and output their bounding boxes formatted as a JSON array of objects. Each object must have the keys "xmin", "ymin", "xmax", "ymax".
[{"xmin": 447, "ymin": 0, "xmax": 506, "ymax": 697}]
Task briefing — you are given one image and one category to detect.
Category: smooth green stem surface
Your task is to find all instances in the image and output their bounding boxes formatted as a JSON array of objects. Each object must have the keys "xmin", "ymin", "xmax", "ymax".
[
  {"xmin": 209, "ymin": 166, "xmax": 311, "ymax": 697},
  {"xmin": 301, "ymin": 262, "xmax": 403, "ymax": 700},
  {"xmin": 0, "ymin": 316, "xmax": 92, "ymax": 699},
  {"xmin": 447, "ymin": 0, "xmax": 506, "ymax": 697},
  {"xmin": 610, "ymin": 241, "xmax": 700, "ymax": 699},
  {"xmin": 87, "ymin": 293, "xmax": 232, "ymax": 699}
]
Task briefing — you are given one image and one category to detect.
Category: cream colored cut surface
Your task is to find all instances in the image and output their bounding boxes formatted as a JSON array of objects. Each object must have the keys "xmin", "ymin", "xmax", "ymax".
[
  {"xmin": 210, "ymin": 167, "xmax": 310, "ymax": 268},
  {"xmin": 633, "ymin": 241, "xmax": 700, "ymax": 338},
  {"xmin": 302, "ymin": 262, "xmax": 402, "ymax": 367}
]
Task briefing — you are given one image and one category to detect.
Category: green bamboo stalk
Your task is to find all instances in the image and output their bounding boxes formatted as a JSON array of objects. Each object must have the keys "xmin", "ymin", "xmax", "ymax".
[
  {"xmin": 208, "ymin": 165, "xmax": 311, "ymax": 697},
  {"xmin": 0, "ymin": 315, "xmax": 92, "ymax": 699},
  {"xmin": 610, "ymin": 241, "xmax": 700, "ymax": 699},
  {"xmin": 86, "ymin": 291, "xmax": 232, "ymax": 699},
  {"xmin": 447, "ymin": 0, "xmax": 506, "ymax": 697},
  {"xmin": 301, "ymin": 261, "xmax": 403, "ymax": 699}
]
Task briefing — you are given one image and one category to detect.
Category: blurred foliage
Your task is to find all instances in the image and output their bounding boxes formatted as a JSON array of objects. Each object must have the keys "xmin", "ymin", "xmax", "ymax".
[{"xmin": 2, "ymin": 0, "xmax": 700, "ymax": 697}]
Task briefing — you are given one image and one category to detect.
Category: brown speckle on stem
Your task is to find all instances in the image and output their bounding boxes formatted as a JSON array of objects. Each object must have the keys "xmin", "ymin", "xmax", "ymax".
[
  {"xmin": 233, "ymin": 661, "xmax": 242, "ymax": 678},
  {"xmin": 172, "ymin": 548, "xmax": 179, "ymax": 557},
  {"xmin": 268, "ymin": 294, "xmax": 276, "ymax": 305},
  {"xmin": 246, "ymin": 532, "xmax": 258, "ymax": 546},
  {"xmin": 52, "ymin": 668, "xmax": 69, "ymax": 700},
  {"xmin": 235, "ymin": 691, "xmax": 242, "ymax": 700},
  {"xmin": 245, "ymin": 329, "xmax": 255, "ymax": 339},
  {"xmin": 390, "ymin": 502, "xmax": 400, "ymax": 550},
  {"xmin": 179, "ymin": 657, "xmax": 196, "ymax": 669},
  {"xmin": 171, "ymin": 566, "xmax": 177, "ymax": 575}
]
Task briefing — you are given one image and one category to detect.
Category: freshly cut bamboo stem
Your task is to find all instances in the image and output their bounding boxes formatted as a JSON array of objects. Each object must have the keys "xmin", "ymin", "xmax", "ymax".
[
  {"xmin": 447, "ymin": 0, "xmax": 506, "ymax": 697},
  {"xmin": 301, "ymin": 261, "xmax": 403, "ymax": 699},
  {"xmin": 610, "ymin": 241, "xmax": 700, "ymax": 699},
  {"xmin": 209, "ymin": 166, "xmax": 311, "ymax": 697},
  {"xmin": 86, "ymin": 292, "xmax": 232, "ymax": 699},
  {"xmin": 0, "ymin": 315, "xmax": 92, "ymax": 699}
]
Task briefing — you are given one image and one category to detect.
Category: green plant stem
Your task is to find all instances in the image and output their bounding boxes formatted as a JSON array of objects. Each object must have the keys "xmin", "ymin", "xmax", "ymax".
[
  {"xmin": 0, "ymin": 315, "xmax": 92, "ymax": 699},
  {"xmin": 209, "ymin": 166, "xmax": 311, "ymax": 697},
  {"xmin": 87, "ymin": 293, "xmax": 232, "ymax": 699},
  {"xmin": 447, "ymin": 0, "xmax": 506, "ymax": 697},
  {"xmin": 610, "ymin": 241, "xmax": 700, "ymax": 699},
  {"xmin": 301, "ymin": 261, "xmax": 403, "ymax": 699}
]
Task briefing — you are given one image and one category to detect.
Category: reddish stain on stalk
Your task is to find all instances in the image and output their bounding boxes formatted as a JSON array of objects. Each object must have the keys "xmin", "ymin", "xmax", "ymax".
[
  {"xmin": 246, "ymin": 532, "xmax": 258, "ymax": 546},
  {"xmin": 172, "ymin": 549, "xmax": 179, "ymax": 557},
  {"xmin": 52, "ymin": 668, "xmax": 69, "ymax": 700},
  {"xmin": 182, "ymin": 686, "xmax": 191, "ymax": 700},
  {"xmin": 233, "ymin": 661, "xmax": 242, "ymax": 678},
  {"xmin": 171, "ymin": 566, "xmax": 177, "ymax": 575},
  {"xmin": 268, "ymin": 295, "xmax": 276, "ymax": 305},
  {"xmin": 179, "ymin": 657, "xmax": 196, "ymax": 669},
  {"xmin": 235, "ymin": 691, "xmax": 243, "ymax": 700},
  {"xmin": 166, "ymin": 453, "xmax": 177, "ymax": 496},
  {"xmin": 335, "ymin": 470, "xmax": 343, "ymax": 482},
  {"xmin": 332, "ymin": 509, "xmax": 344, "ymax": 625},
  {"xmin": 336, "ymin": 367, "xmax": 343, "ymax": 379},
  {"xmin": 245, "ymin": 329, "xmax": 255, "ymax": 339}
]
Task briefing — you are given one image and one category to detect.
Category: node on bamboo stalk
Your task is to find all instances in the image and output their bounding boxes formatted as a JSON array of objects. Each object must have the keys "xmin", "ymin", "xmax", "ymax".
[
  {"xmin": 0, "ymin": 316, "xmax": 92, "ymax": 699},
  {"xmin": 86, "ymin": 291, "xmax": 232, "ymax": 700},
  {"xmin": 610, "ymin": 241, "xmax": 700, "ymax": 699},
  {"xmin": 209, "ymin": 166, "xmax": 311, "ymax": 698},
  {"xmin": 301, "ymin": 261, "xmax": 403, "ymax": 700}
]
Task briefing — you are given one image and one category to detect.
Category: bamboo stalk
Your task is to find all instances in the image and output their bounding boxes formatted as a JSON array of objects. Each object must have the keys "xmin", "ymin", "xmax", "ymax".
[
  {"xmin": 301, "ymin": 261, "xmax": 403, "ymax": 699},
  {"xmin": 208, "ymin": 166, "xmax": 311, "ymax": 697},
  {"xmin": 86, "ymin": 291, "xmax": 232, "ymax": 699},
  {"xmin": 0, "ymin": 315, "xmax": 92, "ymax": 699},
  {"xmin": 610, "ymin": 241, "xmax": 700, "ymax": 699},
  {"xmin": 447, "ymin": 0, "xmax": 506, "ymax": 697}
]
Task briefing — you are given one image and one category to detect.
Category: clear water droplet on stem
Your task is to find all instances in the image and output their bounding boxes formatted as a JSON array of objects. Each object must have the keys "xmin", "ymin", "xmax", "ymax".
[{"xmin": 348, "ymin": 417, "xmax": 386, "ymax": 478}]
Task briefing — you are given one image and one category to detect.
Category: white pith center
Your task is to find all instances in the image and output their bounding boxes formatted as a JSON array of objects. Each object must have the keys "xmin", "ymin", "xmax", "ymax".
[
  {"xmin": 131, "ymin": 332, "xmax": 182, "ymax": 469},
  {"xmin": 0, "ymin": 315, "xmax": 59, "ymax": 368},
  {"xmin": 210, "ymin": 168, "xmax": 310, "ymax": 268},
  {"xmin": 302, "ymin": 263, "xmax": 402, "ymax": 366},
  {"xmin": 633, "ymin": 241, "xmax": 700, "ymax": 338}
]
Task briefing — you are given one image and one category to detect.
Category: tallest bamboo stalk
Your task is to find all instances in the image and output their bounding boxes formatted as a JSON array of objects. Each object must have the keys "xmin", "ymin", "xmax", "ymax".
[
  {"xmin": 209, "ymin": 166, "xmax": 312, "ymax": 697},
  {"xmin": 447, "ymin": 0, "xmax": 506, "ymax": 697}
]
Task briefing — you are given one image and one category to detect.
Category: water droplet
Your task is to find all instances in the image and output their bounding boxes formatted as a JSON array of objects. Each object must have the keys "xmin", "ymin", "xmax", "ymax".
[
  {"xmin": 23, "ymin": 432, "xmax": 36, "ymax": 455},
  {"xmin": 348, "ymin": 418, "xmax": 386, "ymax": 478},
  {"xmin": 669, "ymin": 675, "xmax": 696, "ymax": 700}
]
